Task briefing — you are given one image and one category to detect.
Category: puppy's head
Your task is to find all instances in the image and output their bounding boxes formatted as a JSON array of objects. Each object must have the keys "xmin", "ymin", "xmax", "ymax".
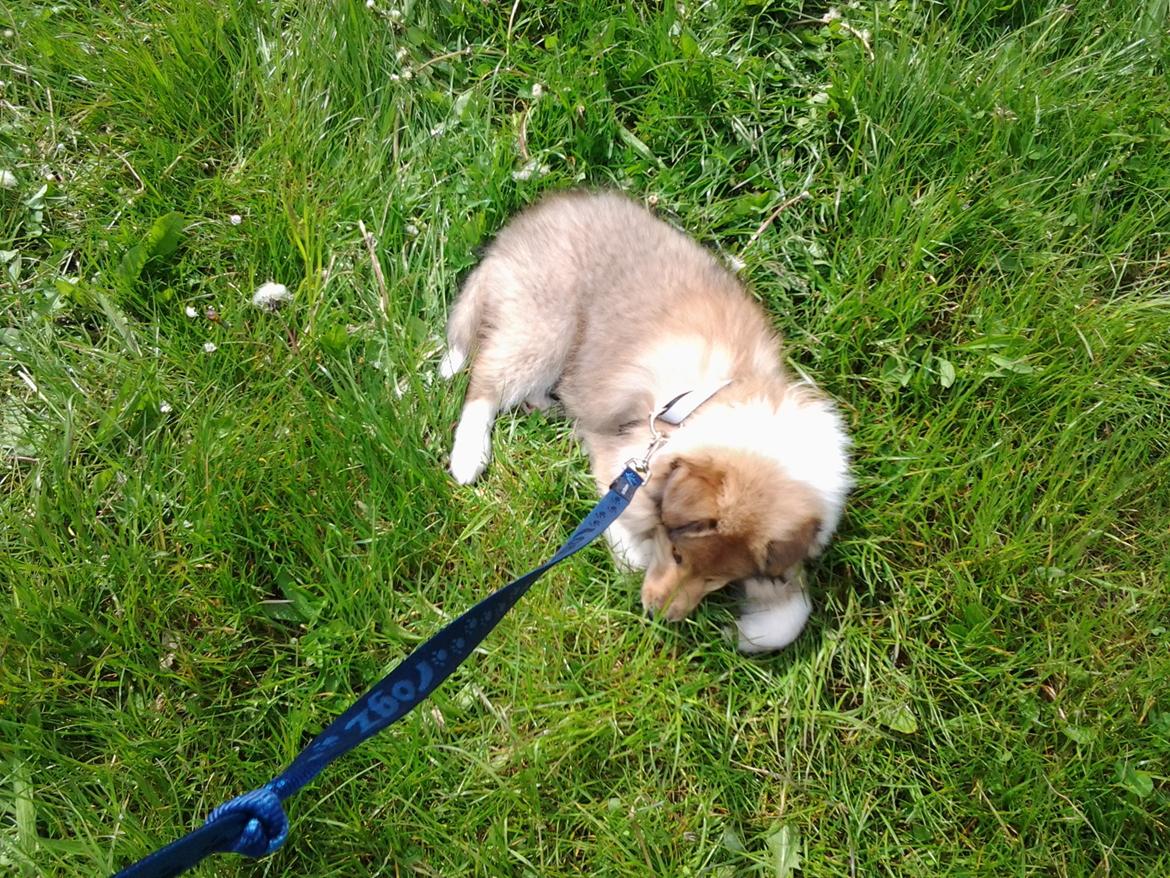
[{"xmin": 641, "ymin": 452, "xmax": 822, "ymax": 621}]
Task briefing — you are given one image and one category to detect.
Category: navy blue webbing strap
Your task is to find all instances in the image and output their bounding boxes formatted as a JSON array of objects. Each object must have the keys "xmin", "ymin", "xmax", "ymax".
[{"xmin": 113, "ymin": 468, "xmax": 643, "ymax": 878}]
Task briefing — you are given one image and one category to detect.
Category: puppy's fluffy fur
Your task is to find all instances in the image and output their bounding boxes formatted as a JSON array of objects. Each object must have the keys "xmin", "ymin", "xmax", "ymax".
[{"xmin": 441, "ymin": 190, "xmax": 850, "ymax": 652}]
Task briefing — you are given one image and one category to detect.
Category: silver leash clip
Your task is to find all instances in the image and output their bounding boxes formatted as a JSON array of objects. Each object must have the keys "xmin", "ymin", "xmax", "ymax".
[
  {"xmin": 622, "ymin": 381, "xmax": 729, "ymax": 483},
  {"xmin": 626, "ymin": 410, "xmax": 668, "ymax": 479}
]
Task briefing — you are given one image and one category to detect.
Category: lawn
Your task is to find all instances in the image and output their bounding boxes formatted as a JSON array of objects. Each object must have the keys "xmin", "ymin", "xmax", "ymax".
[{"xmin": 2, "ymin": 1, "xmax": 1168, "ymax": 875}]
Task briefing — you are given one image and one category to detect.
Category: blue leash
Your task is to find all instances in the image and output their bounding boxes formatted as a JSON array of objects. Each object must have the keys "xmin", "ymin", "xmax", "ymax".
[{"xmin": 113, "ymin": 468, "xmax": 643, "ymax": 878}]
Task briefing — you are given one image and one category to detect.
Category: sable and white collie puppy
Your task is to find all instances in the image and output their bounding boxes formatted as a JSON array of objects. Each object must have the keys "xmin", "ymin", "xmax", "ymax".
[{"xmin": 439, "ymin": 190, "xmax": 850, "ymax": 652}]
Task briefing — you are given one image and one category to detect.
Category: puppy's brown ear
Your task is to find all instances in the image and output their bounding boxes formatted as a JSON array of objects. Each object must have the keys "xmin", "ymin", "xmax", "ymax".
[
  {"xmin": 659, "ymin": 456, "xmax": 723, "ymax": 537},
  {"xmin": 763, "ymin": 517, "xmax": 821, "ymax": 576}
]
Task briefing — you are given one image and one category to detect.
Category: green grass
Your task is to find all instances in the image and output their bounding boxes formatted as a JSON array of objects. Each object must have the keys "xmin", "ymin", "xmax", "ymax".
[{"xmin": 2, "ymin": 0, "xmax": 1168, "ymax": 875}]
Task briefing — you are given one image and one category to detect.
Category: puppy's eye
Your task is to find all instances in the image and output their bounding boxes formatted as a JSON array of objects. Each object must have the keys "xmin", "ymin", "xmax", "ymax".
[{"xmin": 671, "ymin": 548, "xmax": 683, "ymax": 564}]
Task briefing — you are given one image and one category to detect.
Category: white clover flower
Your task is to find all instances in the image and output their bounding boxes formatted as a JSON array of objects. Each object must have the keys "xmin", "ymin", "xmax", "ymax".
[
  {"xmin": 159, "ymin": 401, "xmax": 173, "ymax": 414},
  {"xmin": 252, "ymin": 281, "xmax": 292, "ymax": 311},
  {"xmin": 229, "ymin": 213, "xmax": 242, "ymax": 225},
  {"xmin": 512, "ymin": 158, "xmax": 547, "ymax": 182},
  {"xmin": 184, "ymin": 305, "xmax": 198, "ymax": 318},
  {"xmin": 366, "ymin": 0, "xmax": 375, "ymax": 7},
  {"xmin": 203, "ymin": 341, "xmax": 218, "ymax": 353},
  {"xmin": 531, "ymin": 82, "xmax": 544, "ymax": 99}
]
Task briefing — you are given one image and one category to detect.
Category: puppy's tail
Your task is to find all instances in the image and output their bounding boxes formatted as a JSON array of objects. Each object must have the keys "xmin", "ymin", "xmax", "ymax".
[{"xmin": 439, "ymin": 270, "xmax": 486, "ymax": 379}]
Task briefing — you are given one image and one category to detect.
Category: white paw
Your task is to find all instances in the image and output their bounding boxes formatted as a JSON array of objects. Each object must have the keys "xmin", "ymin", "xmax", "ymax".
[
  {"xmin": 736, "ymin": 576, "xmax": 812, "ymax": 654},
  {"xmin": 438, "ymin": 346, "xmax": 467, "ymax": 380},
  {"xmin": 449, "ymin": 399, "xmax": 494, "ymax": 484},
  {"xmin": 449, "ymin": 425, "xmax": 491, "ymax": 484}
]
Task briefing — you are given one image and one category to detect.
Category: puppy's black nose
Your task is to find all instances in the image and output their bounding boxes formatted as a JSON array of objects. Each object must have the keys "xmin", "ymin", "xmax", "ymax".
[{"xmin": 645, "ymin": 607, "xmax": 655, "ymax": 620}]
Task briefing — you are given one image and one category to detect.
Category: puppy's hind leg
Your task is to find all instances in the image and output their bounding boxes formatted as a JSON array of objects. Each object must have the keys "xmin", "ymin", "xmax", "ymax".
[
  {"xmin": 439, "ymin": 272, "xmax": 485, "ymax": 380},
  {"xmin": 444, "ymin": 274, "xmax": 497, "ymax": 482},
  {"xmin": 450, "ymin": 377, "xmax": 498, "ymax": 485},
  {"xmin": 439, "ymin": 346, "xmax": 468, "ymax": 380},
  {"xmin": 447, "ymin": 268, "xmax": 569, "ymax": 483},
  {"xmin": 449, "ymin": 346, "xmax": 534, "ymax": 484}
]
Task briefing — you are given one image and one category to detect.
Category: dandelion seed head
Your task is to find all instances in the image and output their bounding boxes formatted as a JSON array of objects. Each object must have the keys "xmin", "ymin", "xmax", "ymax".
[{"xmin": 252, "ymin": 281, "xmax": 292, "ymax": 312}]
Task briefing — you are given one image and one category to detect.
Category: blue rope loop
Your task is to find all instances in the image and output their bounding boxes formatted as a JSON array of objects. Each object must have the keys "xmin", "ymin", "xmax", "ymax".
[{"xmin": 205, "ymin": 786, "xmax": 288, "ymax": 857}]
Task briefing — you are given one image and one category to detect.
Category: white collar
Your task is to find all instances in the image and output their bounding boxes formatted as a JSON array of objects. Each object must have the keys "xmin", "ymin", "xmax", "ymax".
[
  {"xmin": 655, "ymin": 378, "xmax": 733, "ymax": 426},
  {"xmin": 628, "ymin": 379, "xmax": 733, "ymax": 477}
]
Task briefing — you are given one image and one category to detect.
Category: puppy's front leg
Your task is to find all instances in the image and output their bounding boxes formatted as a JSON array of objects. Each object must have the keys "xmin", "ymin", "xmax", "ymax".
[
  {"xmin": 605, "ymin": 517, "xmax": 655, "ymax": 572},
  {"xmin": 736, "ymin": 574, "xmax": 812, "ymax": 653}
]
